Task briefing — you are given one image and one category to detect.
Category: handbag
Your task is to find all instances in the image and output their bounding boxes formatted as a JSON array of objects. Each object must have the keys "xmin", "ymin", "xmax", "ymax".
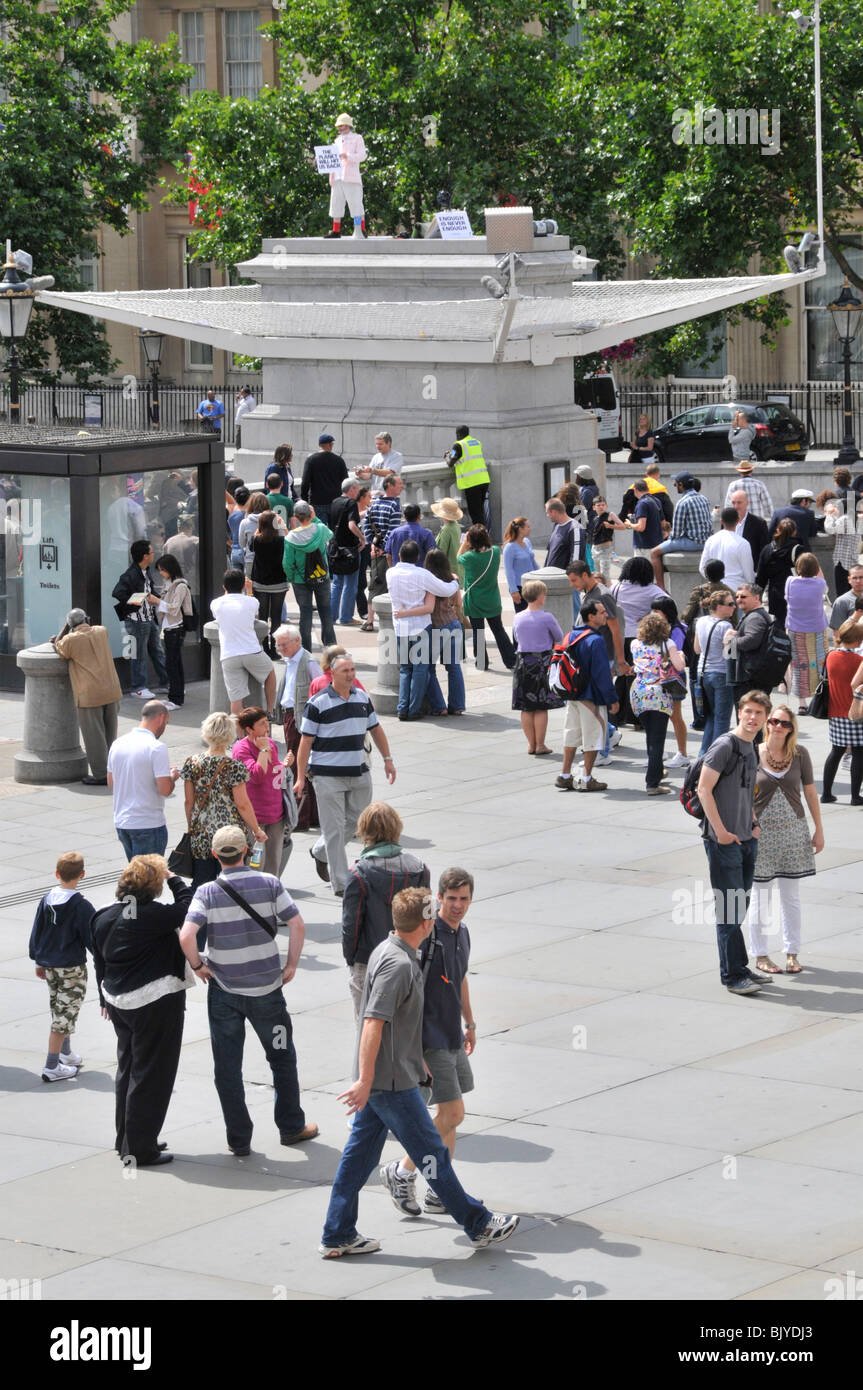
[
  {"xmin": 327, "ymin": 540, "xmax": 360, "ymax": 575},
  {"xmin": 281, "ymin": 767, "xmax": 299, "ymax": 839},
  {"xmin": 167, "ymin": 832, "xmax": 194, "ymax": 878},
  {"xmin": 849, "ymin": 686, "xmax": 863, "ymax": 723},
  {"xmin": 807, "ymin": 661, "xmax": 830, "ymax": 720},
  {"xmin": 659, "ymin": 641, "xmax": 687, "ymax": 700}
]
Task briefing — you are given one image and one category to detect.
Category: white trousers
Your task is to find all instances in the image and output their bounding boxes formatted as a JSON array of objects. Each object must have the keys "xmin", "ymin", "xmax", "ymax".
[
  {"xmin": 746, "ymin": 877, "xmax": 802, "ymax": 955},
  {"xmin": 329, "ymin": 180, "xmax": 364, "ymax": 220}
]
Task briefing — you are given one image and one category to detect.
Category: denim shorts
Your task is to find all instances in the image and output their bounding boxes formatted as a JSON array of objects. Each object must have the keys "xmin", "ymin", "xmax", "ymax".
[{"xmin": 424, "ymin": 1046, "xmax": 474, "ymax": 1104}]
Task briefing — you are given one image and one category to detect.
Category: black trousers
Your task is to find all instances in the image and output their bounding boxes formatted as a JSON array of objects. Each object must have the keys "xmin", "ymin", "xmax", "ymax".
[
  {"xmin": 254, "ymin": 587, "xmax": 287, "ymax": 655},
  {"xmin": 356, "ymin": 548, "xmax": 371, "ymax": 619},
  {"xmin": 470, "ymin": 615, "xmax": 515, "ymax": 670},
  {"xmin": 163, "ymin": 628, "xmax": 185, "ymax": 706},
  {"xmin": 463, "ymin": 484, "xmax": 490, "ymax": 530},
  {"xmin": 108, "ymin": 991, "xmax": 185, "ymax": 1163}
]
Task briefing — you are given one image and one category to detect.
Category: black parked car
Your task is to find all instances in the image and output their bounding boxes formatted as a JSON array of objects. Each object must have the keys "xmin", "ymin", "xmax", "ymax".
[{"xmin": 653, "ymin": 401, "xmax": 808, "ymax": 465}]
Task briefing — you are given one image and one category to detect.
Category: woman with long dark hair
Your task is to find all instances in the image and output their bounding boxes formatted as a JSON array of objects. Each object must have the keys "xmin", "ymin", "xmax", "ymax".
[
  {"xmin": 156, "ymin": 552, "xmax": 193, "ymax": 710},
  {"xmin": 249, "ymin": 509, "xmax": 287, "ymax": 658}
]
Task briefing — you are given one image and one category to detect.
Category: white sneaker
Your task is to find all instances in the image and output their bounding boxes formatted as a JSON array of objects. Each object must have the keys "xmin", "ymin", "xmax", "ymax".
[
  {"xmin": 42, "ymin": 1062, "xmax": 78, "ymax": 1083},
  {"xmin": 60, "ymin": 1049, "xmax": 83, "ymax": 1066},
  {"xmin": 609, "ymin": 729, "xmax": 623, "ymax": 749},
  {"xmin": 666, "ymin": 752, "xmax": 691, "ymax": 768},
  {"xmin": 594, "ymin": 753, "xmax": 613, "ymax": 767},
  {"xmin": 319, "ymin": 1234, "xmax": 380, "ymax": 1258},
  {"xmin": 162, "ymin": 701, "xmax": 179, "ymax": 711},
  {"xmin": 471, "ymin": 1213, "xmax": 520, "ymax": 1248},
  {"xmin": 131, "ymin": 688, "xmax": 154, "ymax": 700},
  {"xmin": 352, "ymin": 226, "xmax": 365, "ymax": 239}
]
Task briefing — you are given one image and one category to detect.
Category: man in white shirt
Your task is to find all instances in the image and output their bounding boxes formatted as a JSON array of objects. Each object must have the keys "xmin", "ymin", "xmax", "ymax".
[
  {"xmin": 699, "ymin": 507, "xmax": 755, "ymax": 591},
  {"xmin": 107, "ymin": 701, "xmax": 179, "ymax": 859},
  {"xmin": 386, "ymin": 540, "xmax": 458, "ymax": 720},
  {"xmin": 234, "ymin": 386, "xmax": 255, "ymax": 448},
  {"xmin": 210, "ymin": 568, "xmax": 276, "ymax": 716}
]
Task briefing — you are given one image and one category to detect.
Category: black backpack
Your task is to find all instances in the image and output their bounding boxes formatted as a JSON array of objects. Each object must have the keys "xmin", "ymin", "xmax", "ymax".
[
  {"xmin": 752, "ymin": 618, "xmax": 792, "ymax": 692},
  {"xmin": 680, "ymin": 736, "xmax": 750, "ymax": 821}
]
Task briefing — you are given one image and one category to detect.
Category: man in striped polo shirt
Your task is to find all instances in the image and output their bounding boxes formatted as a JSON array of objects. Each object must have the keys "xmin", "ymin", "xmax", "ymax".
[
  {"xmin": 179, "ymin": 825, "xmax": 318, "ymax": 1156},
  {"xmin": 294, "ymin": 654, "xmax": 396, "ymax": 897}
]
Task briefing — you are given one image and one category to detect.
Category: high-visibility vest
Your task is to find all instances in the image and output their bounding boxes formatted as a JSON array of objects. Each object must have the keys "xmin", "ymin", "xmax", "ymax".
[{"xmin": 453, "ymin": 436, "xmax": 490, "ymax": 491}]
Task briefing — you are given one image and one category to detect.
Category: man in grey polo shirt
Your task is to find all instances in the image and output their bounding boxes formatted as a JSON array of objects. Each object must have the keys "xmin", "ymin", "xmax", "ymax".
[
  {"xmin": 319, "ymin": 887, "xmax": 519, "ymax": 1257},
  {"xmin": 179, "ymin": 826, "xmax": 318, "ymax": 1156}
]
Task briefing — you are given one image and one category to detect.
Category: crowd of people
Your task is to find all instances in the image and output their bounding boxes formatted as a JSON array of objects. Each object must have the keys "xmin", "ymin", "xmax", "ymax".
[{"xmin": 30, "ymin": 433, "xmax": 863, "ymax": 1260}]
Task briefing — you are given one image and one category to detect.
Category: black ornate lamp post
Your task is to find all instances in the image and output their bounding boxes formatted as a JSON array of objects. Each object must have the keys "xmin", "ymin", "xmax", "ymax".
[
  {"xmin": 139, "ymin": 329, "xmax": 165, "ymax": 429},
  {"xmin": 0, "ymin": 251, "xmax": 37, "ymax": 424},
  {"xmin": 827, "ymin": 279, "xmax": 863, "ymax": 467}
]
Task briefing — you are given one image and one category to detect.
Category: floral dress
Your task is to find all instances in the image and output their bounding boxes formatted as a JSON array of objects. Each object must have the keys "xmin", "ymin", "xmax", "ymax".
[
  {"xmin": 180, "ymin": 754, "xmax": 251, "ymax": 859},
  {"xmin": 630, "ymin": 641, "xmax": 673, "ymax": 717}
]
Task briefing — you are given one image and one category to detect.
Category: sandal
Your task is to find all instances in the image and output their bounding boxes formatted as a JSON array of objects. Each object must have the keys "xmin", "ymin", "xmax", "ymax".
[
  {"xmin": 360, "ymin": 620, "xmax": 375, "ymax": 632},
  {"xmin": 534, "ymin": 746, "xmax": 553, "ymax": 756},
  {"xmin": 755, "ymin": 956, "xmax": 783, "ymax": 974},
  {"xmin": 786, "ymin": 954, "xmax": 803, "ymax": 974}
]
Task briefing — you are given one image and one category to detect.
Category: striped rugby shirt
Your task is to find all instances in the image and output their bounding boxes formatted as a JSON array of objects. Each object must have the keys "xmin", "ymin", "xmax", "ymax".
[
  {"xmin": 186, "ymin": 867, "xmax": 299, "ymax": 996},
  {"xmin": 300, "ymin": 684, "xmax": 379, "ymax": 777}
]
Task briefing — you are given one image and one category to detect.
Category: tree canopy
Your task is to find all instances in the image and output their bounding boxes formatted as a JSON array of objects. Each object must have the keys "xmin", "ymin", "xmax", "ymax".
[{"xmin": 0, "ymin": 0, "xmax": 188, "ymax": 380}]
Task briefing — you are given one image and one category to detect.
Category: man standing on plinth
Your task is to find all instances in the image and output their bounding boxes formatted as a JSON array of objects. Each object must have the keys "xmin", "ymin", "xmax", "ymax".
[{"xmin": 326, "ymin": 114, "xmax": 366, "ymax": 240}]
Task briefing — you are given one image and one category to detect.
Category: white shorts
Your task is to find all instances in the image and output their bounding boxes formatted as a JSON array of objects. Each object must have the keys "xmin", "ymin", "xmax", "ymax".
[
  {"xmin": 329, "ymin": 180, "xmax": 364, "ymax": 220},
  {"xmin": 562, "ymin": 700, "xmax": 607, "ymax": 752},
  {"xmin": 221, "ymin": 650, "xmax": 273, "ymax": 702}
]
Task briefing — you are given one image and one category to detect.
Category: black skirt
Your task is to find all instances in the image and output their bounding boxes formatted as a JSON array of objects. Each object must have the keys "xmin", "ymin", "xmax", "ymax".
[{"xmin": 512, "ymin": 652, "xmax": 564, "ymax": 711}]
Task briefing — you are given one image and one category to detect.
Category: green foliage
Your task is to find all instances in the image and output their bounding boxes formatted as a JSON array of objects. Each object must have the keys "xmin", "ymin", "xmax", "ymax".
[
  {"xmin": 574, "ymin": 0, "xmax": 863, "ymax": 375},
  {"xmin": 0, "ymin": 0, "xmax": 189, "ymax": 381},
  {"xmin": 171, "ymin": 0, "xmax": 621, "ymax": 278}
]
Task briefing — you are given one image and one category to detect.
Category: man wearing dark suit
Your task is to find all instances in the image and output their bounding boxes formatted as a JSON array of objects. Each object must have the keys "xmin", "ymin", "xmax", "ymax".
[
  {"xmin": 767, "ymin": 491, "xmax": 818, "ymax": 552},
  {"xmin": 729, "ymin": 488, "xmax": 769, "ymax": 571}
]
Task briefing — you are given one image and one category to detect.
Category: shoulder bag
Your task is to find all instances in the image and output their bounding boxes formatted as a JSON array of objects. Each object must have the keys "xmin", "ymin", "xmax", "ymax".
[
  {"xmin": 659, "ymin": 641, "xmax": 686, "ymax": 700},
  {"xmin": 169, "ymin": 758, "xmax": 224, "ymax": 876},
  {"xmin": 807, "ymin": 659, "xmax": 830, "ymax": 720},
  {"xmin": 217, "ymin": 876, "xmax": 277, "ymax": 940}
]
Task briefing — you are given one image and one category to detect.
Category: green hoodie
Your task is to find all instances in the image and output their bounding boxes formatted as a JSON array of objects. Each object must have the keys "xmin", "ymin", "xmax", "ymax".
[{"xmin": 282, "ymin": 519, "xmax": 333, "ymax": 584}]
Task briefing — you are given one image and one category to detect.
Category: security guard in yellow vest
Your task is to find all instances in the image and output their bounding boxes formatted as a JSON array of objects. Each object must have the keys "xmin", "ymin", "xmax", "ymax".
[{"xmin": 444, "ymin": 426, "xmax": 491, "ymax": 530}]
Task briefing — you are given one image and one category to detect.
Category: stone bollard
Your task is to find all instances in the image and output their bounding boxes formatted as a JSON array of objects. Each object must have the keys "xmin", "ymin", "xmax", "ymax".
[
  {"xmin": 366, "ymin": 594, "xmax": 398, "ymax": 716},
  {"xmin": 812, "ymin": 534, "xmax": 837, "ymax": 602},
  {"xmin": 662, "ymin": 552, "xmax": 704, "ymax": 617},
  {"xmin": 521, "ymin": 567, "xmax": 574, "ymax": 636},
  {"xmin": 204, "ymin": 619, "xmax": 272, "ymax": 714},
  {"xmin": 14, "ymin": 643, "xmax": 88, "ymax": 783}
]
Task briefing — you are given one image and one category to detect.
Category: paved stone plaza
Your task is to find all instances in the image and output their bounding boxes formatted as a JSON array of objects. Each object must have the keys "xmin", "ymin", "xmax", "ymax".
[{"xmin": 2, "ymin": 602, "xmax": 863, "ymax": 1302}]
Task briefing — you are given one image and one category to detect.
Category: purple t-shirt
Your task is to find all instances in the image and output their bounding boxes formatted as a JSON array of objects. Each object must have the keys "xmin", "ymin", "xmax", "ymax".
[
  {"xmin": 512, "ymin": 608, "xmax": 563, "ymax": 653},
  {"xmin": 785, "ymin": 575, "xmax": 828, "ymax": 633}
]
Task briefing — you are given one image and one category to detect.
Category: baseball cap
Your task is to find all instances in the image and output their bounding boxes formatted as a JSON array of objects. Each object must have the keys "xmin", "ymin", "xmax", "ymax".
[
  {"xmin": 574, "ymin": 465, "xmax": 594, "ymax": 481},
  {"xmin": 671, "ymin": 471, "xmax": 696, "ymax": 486},
  {"xmin": 791, "ymin": 488, "xmax": 814, "ymax": 501},
  {"xmin": 211, "ymin": 826, "xmax": 248, "ymax": 859},
  {"xmin": 318, "ymin": 432, "xmax": 335, "ymax": 445}
]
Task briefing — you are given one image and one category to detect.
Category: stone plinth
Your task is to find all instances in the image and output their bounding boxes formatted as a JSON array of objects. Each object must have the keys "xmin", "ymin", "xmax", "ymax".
[
  {"xmin": 14, "ymin": 644, "xmax": 88, "ymax": 783},
  {"xmin": 663, "ymin": 553, "xmax": 704, "ymax": 616},
  {"xmin": 366, "ymin": 595, "xmax": 398, "ymax": 716},
  {"xmin": 231, "ymin": 236, "xmax": 603, "ymax": 542},
  {"xmin": 204, "ymin": 620, "xmax": 271, "ymax": 714},
  {"xmin": 521, "ymin": 567, "xmax": 574, "ymax": 637}
]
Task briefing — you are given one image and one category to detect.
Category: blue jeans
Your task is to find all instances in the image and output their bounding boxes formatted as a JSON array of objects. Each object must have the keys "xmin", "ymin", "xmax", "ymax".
[
  {"xmin": 398, "ymin": 625, "xmax": 432, "ymax": 717},
  {"xmin": 293, "ymin": 581, "xmax": 337, "ymax": 652},
  {"xmin": 117, "ymin": 825, "xmax": 169, "ymax": 861},
  {"xmin": 207, "ymin": 983, "xmax": 305, "ymax": 1148},
  {"xmin": 699, "ymin": 671, "xmax": 734, "ymax": 754},
  {"xmin": 313, "ymin": 504, "xmax": 331, "ymax": 527},
  {"xmin": 321, "ymin": 1085, "xmax": 491, "ymax": 1247},
  {"xmin": 656, "ymin": 536, "xmax": 704, "ymax": 554},
  {"xmin": 426, "ymin": 620, "xmax": 466, "ymax": 713},
  {"xmin": 124, "ymin": 619, "xmax": 168, "ymax": 691},
  {"xmin": 703, "ymin": 836, "xmax": 758, "ymax": 984},
  {"xmin": 331, "ymin": 567, "xmax": 360, "ymax": 623}
]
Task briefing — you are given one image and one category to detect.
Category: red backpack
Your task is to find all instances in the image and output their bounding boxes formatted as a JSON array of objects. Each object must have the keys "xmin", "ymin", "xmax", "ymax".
[{"xmin": 548, "ymin": 629, "xmax": 593, "ymax": 700}]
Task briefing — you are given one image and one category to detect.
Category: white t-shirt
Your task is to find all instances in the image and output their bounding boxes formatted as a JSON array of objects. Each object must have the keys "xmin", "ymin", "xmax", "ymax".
[
  {"xmin": 108, "ymin": 728, "xmax": 171, "ymax": 830},
  {"xmin": 370, "ymin": 449, "xmax": 404, "ymax": 475},
  {"xmin": 211, "ymin": 593, "xmax": 261, "ymax": 659}
]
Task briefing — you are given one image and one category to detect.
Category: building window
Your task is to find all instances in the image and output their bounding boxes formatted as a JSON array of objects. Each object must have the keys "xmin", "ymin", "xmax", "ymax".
[
  {"xmin": 185, "ymin": 249, "xmax": 214, "ymax": 367},
  {"xmin": 75, "ymin": 248, "xmax": 99, "ymax": 292},
  {"xmin": 224, "ymin": 10, "xmax": 263, "ymax": 99},
  {"xmin": 180, "ymin": 11, "xmax": 206, "ymax": 94}
]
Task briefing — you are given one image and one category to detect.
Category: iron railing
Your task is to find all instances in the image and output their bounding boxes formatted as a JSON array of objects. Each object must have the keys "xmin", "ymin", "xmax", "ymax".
[{"xmin": 0, "ymin": 382, "xmax": 245, "ymax": 444}]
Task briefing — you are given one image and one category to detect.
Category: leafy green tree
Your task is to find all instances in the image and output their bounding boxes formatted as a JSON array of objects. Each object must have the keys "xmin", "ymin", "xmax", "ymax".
[
  {"xmin": 172, "ymin": 0, "xmax": 621, "ymax": 278},
  {"xmin": 574, "ymin": 0, "xmax": 863, "ymax": 374},
  {"xmin": 0, "ymin": 0, "xmax": 189, "ymax": 381}
]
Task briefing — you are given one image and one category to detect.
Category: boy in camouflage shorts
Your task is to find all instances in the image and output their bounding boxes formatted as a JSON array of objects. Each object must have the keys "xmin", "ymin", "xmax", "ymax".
[{"xmin": 29, "ymin": 852, "xmax": 93, "ymax": 1082}]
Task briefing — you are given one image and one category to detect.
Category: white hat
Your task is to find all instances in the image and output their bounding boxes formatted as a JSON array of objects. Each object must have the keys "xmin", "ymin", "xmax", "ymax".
[
  {"xmin": 791, "ymin": 488, "xmax": 814, "ymax": 502},
  {"xmin": 335, "ymin": 113, "xmax": 354, "ymax": 128}
]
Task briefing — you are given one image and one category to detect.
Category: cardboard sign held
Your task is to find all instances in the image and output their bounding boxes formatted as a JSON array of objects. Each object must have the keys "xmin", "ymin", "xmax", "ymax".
[
  {"xmin": 314, "ymin": 145, "xmax": 341, "ymax": 175},
  {"xmin": 434, "ymin": 209, "xmax": 473, "ymax": 239}
]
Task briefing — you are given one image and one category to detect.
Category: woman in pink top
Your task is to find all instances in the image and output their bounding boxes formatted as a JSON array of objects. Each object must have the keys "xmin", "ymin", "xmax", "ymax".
[
  {"xmin": 785, "ymin": 553, "xmax": 830, "ymax": 714},
  {"xmin": 232, "ymin": 707, "xmax": 291, "ymax": 879}
]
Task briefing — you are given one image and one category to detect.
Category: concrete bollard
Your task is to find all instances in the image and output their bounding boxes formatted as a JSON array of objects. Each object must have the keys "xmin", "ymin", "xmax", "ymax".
[
  {"xmin": 204, "ymin": 619, "xmax": 272, "ymax": 714},
  {"xmin": 812, "ymin": 534, "xmax": 837, "ymax": 602},
  {"xmin": 521, "ymin": 567, "xmax": 574, "ymax": 637},
  {"xmin": 366, "ymin": 594, "xmax": 398, "ymax": 715},
  {"xmin": 14, "ymin": 643, "xmax": 88, "ymax": 783},
  {"xmin": 662, "ymin": 552, "xmax": 704, "ymax": 617}
]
